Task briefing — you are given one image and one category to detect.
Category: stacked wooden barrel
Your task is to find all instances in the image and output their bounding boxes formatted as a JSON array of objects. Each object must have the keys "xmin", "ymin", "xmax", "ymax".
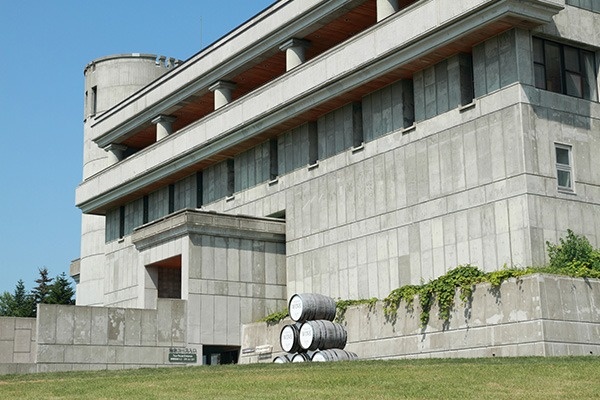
[{"xmin": 274, "ymin": 293, "xmax": 358, "ymax": 363}]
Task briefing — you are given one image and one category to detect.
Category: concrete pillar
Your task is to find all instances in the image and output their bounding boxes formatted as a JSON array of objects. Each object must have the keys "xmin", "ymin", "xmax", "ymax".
[
  {"xmin": 152, "ymin": 115, "xmax": 176, "ymax": 141},
  {"xmin": 377, "ymin": 0, "xmax": 399, "ymax": 21},
  {"xmin": 104, "ymin": 144, "xmax": 128, "ymax": 165},
  {"xmin": 209, "ymin": 81, "xmax": 237, "ymax": 110},
  {"xmin": 279, "ymin": 38, "xmax": 311, "ymax": 71}
]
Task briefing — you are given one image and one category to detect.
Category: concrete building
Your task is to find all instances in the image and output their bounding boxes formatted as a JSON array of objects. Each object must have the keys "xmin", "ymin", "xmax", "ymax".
[{"xmin": 72, "ymin": 0, "xmax": 600, "ymax": 364}]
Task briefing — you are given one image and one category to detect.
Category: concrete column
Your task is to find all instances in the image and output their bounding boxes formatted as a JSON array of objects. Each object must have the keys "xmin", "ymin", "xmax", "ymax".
[
  {"xmin": 279, "ymin": 38, "xmax": 311, "ymax": 71},
  {"xmin": 104, "ymin": 144, "xmax": 128, "ymax": 165},
  {"xmin": 377, "ymin": 0, "xmax": 399, "ymax": 21},
  {"xmin": 209, "ymin": 81, "xmax": 237, "ymax": 110},
  {"xmin": 152, "ymin": 115, "xmax": 177, "ymax": 141}
]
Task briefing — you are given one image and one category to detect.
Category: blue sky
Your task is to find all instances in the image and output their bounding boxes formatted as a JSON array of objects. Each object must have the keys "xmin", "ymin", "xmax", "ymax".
[{"xmin": 0, "ymin": 0, "xmax": 273, "ymax": 295}]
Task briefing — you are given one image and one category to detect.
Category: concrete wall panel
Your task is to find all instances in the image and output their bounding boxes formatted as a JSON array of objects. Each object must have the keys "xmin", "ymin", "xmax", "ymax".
[{"xmin": 0, "ymin": 318, "xmax": 36, "ymax": 365}]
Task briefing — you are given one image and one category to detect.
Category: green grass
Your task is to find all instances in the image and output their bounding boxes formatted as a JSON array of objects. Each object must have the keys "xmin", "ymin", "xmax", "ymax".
[{"xmin": 0, "ymin": 357, "xmax": 599, "ymax": 399}]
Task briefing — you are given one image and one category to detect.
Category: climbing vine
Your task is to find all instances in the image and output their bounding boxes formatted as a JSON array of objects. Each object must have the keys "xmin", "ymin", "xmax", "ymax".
[
  {"xmin": 335, "ymin": 298, "xmax": 378, "ymax": 322},
  {"xmin": 260, "ymin": 309, "xmax": 288, "ymax": 325},
  {"xmin": 383, "ymin": 265, "xmax": 486, "ymax": 326}
]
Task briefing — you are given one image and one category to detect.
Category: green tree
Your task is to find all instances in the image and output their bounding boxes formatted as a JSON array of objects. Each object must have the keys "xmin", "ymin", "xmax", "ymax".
[
  {"xmin": 46, "ymin": 273, "xmax": 75, "ymax": 305},
  {"xmin": 32, "ymin": 267, "xmax": 52, "ymax": 305},
  {"xmin": 0, "ymin": 280, "xmax": 35, "ymax": 317},
  {"xmin": 0, "ymin": 291, "xmax": 16, "ymax": 316}
]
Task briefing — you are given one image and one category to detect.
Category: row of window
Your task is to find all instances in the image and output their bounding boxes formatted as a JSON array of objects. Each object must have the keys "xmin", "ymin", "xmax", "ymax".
[
  {"xmin": 105, "ymin": 35, "xmax": 593, "ymax": 241},
  {"xmin": 106, "ymin": 140, "xmax": 576, "ymax": 241}
]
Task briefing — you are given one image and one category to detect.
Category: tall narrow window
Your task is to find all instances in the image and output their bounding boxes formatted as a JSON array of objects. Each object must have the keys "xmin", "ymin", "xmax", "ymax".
[
  {"xmin": 119, "ymin": 206, "xmax": 125, "ymax": 239},
  {"xmin": 533, "ymin": 37, "xmax": 597, "ymax": 101},
  {"xmin": 269, "ymin": 139, "xmax": 278, "ymax": 181},
  {"xmin": 196, "ymin": 171, "xmax": 204, "ymax": 208},
  {"xmin": 143, "ymin": 195, "xmax": 149, "ymax": 224},
  {"xmin": 555, "ymin": 144, "xmax": 573, "ymax": 192},
  {"xmin": 307, "ymin": 121, "xmax": 318, "ymax": 166},
  {"xmin": 168, "ymin": 184, "xmax": 175, "ymax": 213},
  {"xmin": 91, "ymin": 86, "xmax": 98, "ymax": 116},
  {"xmin": 352, "ymin": 101, "xmax": 364, "ymax": 148},
  {"xmin": 227, "ymin": 159, "xmax": 235, "ymax": 197}
]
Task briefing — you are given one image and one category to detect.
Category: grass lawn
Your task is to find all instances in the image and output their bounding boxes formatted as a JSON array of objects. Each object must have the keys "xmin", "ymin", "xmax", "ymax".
[{"xmin": 0, "ymin": 357, "xmax": 598, "ymax": 399}]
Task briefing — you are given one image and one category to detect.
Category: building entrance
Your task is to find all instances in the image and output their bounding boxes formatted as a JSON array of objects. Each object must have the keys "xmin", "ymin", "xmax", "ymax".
[{"xmin": 202, "ymin": 346, "xmax": 240, "ymax": 365}]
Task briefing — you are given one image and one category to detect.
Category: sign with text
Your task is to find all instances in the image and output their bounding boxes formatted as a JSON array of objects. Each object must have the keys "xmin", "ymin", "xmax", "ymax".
[{"xmin": 169, "ymin": 347, "xmax": 198, "ymax": 363}]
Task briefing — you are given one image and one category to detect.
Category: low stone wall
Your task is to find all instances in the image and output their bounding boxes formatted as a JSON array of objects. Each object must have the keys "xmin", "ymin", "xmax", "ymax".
[
  {"xmin": 35, "ymin": 299, "xmax": 189, "ymax": 373},
  {"xmin": 0, "ymin": 317, "xmax": 37, "ymax": 375},
  {"xmin": 240, "ymin": 274, "xmax": 600, "ymax": 363}
]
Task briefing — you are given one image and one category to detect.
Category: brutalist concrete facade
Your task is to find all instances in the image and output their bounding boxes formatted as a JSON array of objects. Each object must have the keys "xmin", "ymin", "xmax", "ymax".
[{"xmin": 72, "ymin": 0, "xmax": 600, "ymax": 364}]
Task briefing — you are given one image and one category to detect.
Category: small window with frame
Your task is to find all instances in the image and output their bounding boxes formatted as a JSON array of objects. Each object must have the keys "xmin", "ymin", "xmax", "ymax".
[{"xmin": 555, "ymin": 144, "xmax": 574, "ymax": 192}]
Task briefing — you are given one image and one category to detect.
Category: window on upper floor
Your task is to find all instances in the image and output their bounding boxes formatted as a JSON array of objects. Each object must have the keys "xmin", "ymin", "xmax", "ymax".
[
  {"xmin": 118, "ymin": 206, "xmax": 125, "ymax": 239},
  {"xmin": 533, "ymin": 37, "xmax": 598, "ymax": 101},
  {"xmin": 555, "ymin": 144, "xmax": 574, "ymax": 192}
]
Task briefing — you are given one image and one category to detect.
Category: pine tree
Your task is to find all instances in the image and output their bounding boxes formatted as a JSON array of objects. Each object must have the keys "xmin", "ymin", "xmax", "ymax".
[
  {"xmin": 13, "ymin": 280, "xmax": 36, "ymax": 317},
  {"xmin": 0, "ymin": 280, "xmax": 36, "ymax": 317},
  {"xmin": 0, "ymin": 291, "xmax": 16, "ymax": 316},
  {"xmin": 46, "ymin": 273, "xmax": 75, "ymax": 305},
  {"xmin": 32, "ymin": 267, "xmax": 52, "ymax": 305}
]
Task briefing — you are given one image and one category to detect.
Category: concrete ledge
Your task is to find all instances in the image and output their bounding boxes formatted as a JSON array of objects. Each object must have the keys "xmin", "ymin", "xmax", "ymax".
[{"xmin": 132, "ymin": 209, "xmax": 286, "ymax": 250}]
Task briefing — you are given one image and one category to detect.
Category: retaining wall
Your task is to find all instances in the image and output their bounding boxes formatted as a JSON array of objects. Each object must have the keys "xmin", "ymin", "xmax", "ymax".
[
  {"xmin": 0, "ymin": 299, "xmax": 190, "ymax": 375},
  {"xmin": 0, "ymin": 317, "xmax": 37, "ymax": 375},
  {"xmin": 240, "ymin": 274, "xmax": 600, "ymax": 362},
  {"xmin": 35, "ymin": 299, "xmax": 188, "ymax": 373}
]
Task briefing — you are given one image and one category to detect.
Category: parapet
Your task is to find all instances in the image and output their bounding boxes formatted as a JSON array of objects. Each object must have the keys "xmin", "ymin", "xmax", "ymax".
[
  {"xmin": 84, "ymin": 53, "xmax": 181, "ymax": 75},
  {"xmin": 83, "ymin": 53, "xmax": 182, "ymax": 120}
]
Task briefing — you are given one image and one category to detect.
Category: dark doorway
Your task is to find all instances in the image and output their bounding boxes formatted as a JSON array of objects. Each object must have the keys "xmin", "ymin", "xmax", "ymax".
[
  {"xmin": 202, "ymin": 346, "xmax": 240, "ymax": 365},
  {"xmin": 146, "ymin": 255, "xmax": 182, "ymax": 299}
]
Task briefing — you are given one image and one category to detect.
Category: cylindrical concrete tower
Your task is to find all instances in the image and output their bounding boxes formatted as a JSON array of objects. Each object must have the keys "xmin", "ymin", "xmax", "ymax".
[{"xmin": 77, "ymin": 54, "xmax": 178, "ymax": 305}]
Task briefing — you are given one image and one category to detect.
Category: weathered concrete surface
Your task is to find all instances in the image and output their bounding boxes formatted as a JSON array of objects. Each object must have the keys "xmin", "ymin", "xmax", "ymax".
[
  {"xmin": 34, "ymin": 299, "xmax": 188, "ymax": 373},
  {"xmin": 0, "ymin": 317, "xmax": 37, "ymax": 365},
  {"xmin": 240, "ymin": 274, "xmax": 600, "ymax": 363}
]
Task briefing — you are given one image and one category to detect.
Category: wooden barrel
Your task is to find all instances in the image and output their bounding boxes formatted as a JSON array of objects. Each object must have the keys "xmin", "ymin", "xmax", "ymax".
[
  {"xmin": 288, "ymin": 293, "xmax": 336, "ymax": 322},
  {"xmin": 273, "ymin": 355, "xmax": 291, "ymax": 363},
  {"xmin": 291, "ymin": 352, "xmax": 311, "ymax": 362},
  {"xmin": 279, "ymin": 323, "xmax": 301, "ymax": 353},
  {"xmin": 299, "ymin": 320, "xmax": 347, "ymax": 351},
  {"xmin": 311, "ymin": 349, "xmax": 358, "ymax": 362}
]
